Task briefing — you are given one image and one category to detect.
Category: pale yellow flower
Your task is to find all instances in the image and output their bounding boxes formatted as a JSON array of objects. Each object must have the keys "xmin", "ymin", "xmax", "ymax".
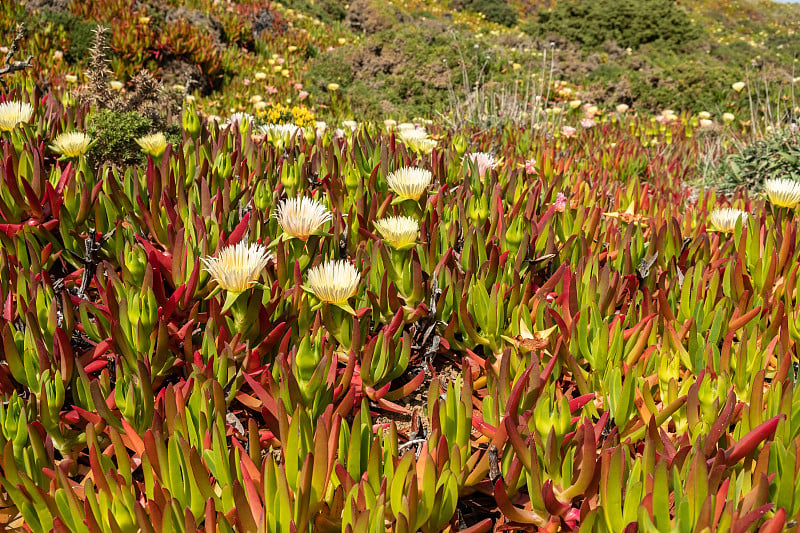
[
  {"xmin": 51, "ymin": 131, "xmax": 91, "ymax": 158},
  {"xmin": 273, "ymin": 196, "xmax": 332, "ymax": 241},
  {"xmin": 0, "ymin": 101, "xmax": 33, "ymax": 132},
  {"xmin": 201, "ymin": 241, "xmax": 272, "ymax": 293},
  {"xmin": 327, "ymin": 83, "xmax": 340, "ymax": 92},
  {"xmin": 732, "ymin": 81, "xmax": 746, "ymax": 92},
  {"xmin": 109, "ymin": 80, "xmax": 124, "ymax": 91},
  {"xmin": 722, "ymin": 112, "xmax": 735, "ymax": 124},
  {"xmin": 698, "ymin": 111, "xmax": 712, "ymax": 120},
  {"xmin": 65, "ymin": 74, "xmax": 78, "ymax": 83},
  {"xmin": 307, "ymin": 260, "xmax": 360, "ymax": 305},
  {"xmin": 709, "ymin": 208, "xmax": 748, "ymax": 233},
  {"xmin": 255, "ymin": 72, "xmax": 267, "ymax": 81},
  {"xmin": 384, "ymin": 119, "xmax": 397, "ymax": 130},
  {"xmin": 136, "ymin": 132, "xmax": 167, "ymax": 157},
  {"xmin": 386, "ymin": 167, "xmax": 433, "ymax": 201},
  {"xmin": 765, "ymin": 178, "xmax": 800, "ymax": 208},
  {"xmin": 374, "ymin": 216, "xmax": 419, "ymax": 249},
  {"xmin": 616, "ymin": 103, "xmax": 629, "ymax": 114}
]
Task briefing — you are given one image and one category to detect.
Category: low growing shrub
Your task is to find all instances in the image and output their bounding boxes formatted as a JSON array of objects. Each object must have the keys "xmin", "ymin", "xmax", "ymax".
[{"xmin": 712, "ymin": 128, "xmax": 800, "ymax": 194}]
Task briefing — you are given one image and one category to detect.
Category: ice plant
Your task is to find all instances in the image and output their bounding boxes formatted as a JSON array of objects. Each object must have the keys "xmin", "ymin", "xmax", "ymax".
[
  {"xmin": 386, "ymin": 167, "xmax": 433, "ymax": 201},
  {"xmin": 374, "ymin": 216, "xmax": 419, "ymax": 249},
  {"xmin": 709, "ymin": 208, "xmax": 748, "ymax": 233},
  {"xmin": 0, "ymin": 101, "xmax": 33, "ymax": 131},
  {"xmin": 136, "ymin": 132, "xmax": 167, "ymax": 157},
  {"xmin": 465, "ymin": 152, "xmax": 498, "ymax": 179},
  {"xmin": 732, "ymin": 81, "xmax": 746, "ymax": 92},
  {"xmin": 51, "ymin": 131, "xmax": 91, "ymax": 158},
  {"xmin": 306, "ymin": 259, "xmax": 360, "ymax": 305},
  {"xmin": 273, "ymin": 196, "xmax": 332, "ymax": 241},
  {"xmin": 201, "ymin": 241, "xmax": 272, "ymax": 294},
  {"xmin": 765, "ymin": 178, "xmax": 800, "ymax": 208}
]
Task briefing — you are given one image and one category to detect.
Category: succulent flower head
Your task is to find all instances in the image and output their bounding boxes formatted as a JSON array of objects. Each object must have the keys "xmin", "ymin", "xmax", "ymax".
[
  {"xmin": 386, "ymin": 167, "xmax": 433, "ymax": 201},
  {"xmin": 765, "ymin": 178, "xmax": 800, "ymax": 208},
  {"xmin": 307, "ymin": 260, "xmax": 360, "ymax": 305},
  {"xmin": 201, "ymin": 241, "xmax": 272, "ymax": 293},
  {"xmin": 465, "ymin": 152, "xmax": 498, "ymax": 179},
  {"xmin": 259, "ymin": 123, "xmax": 300, "ymax": 141},
  {"xmin": 708, "ymin": 208, "xmax": 748, "ymax": 233},
  {"xmin": 0, "ymin": 101, "xmax": 33, "ymax": 132},
  {"xmin": 273, "ymin": 196, "xmax": 332, "ymax": 241},
  {"xmin": 374, "ymin": 216, "xmax": 419, "ymax": 249},
  {"xmin": 51, "ymin": 131, "xmax": 92, "ymax": 158},
  {"xmin": 136, "ymin": 132, "xmax": 167, "ymax": 157}
]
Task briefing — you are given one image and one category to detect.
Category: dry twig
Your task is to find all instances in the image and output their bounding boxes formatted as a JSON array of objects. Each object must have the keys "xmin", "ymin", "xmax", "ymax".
[{"xmin": 0, "ymin": 24, "xmax": 33, "ymax": 91}]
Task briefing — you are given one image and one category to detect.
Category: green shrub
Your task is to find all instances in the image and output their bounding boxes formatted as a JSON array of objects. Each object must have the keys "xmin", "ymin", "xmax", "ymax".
[
  {"xmin": 524, "ymin": 0, "xmax": 701, "ymax": 52},
  {"xmin": 38, "ymin": 9, "xmax": 97, "ymax": 64},
  {"xmin": 87, "ymin": 109, "xmax": 153, "ymax": 168},
  {"xmin": 713, "ymin": 129, "xmax": 800, "ymax": 194},
  {"xmin": 454, "ymin": 0, "xmax": 517, "ymax": 27}
]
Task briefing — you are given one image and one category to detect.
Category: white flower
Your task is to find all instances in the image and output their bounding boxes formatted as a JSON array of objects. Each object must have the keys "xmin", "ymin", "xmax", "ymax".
[
  {"xmin": 0, "ymin": 101, "xmax": 33, "ymax": 132},
  {"xmin": 386, "ymin": 167, "xmax": 433, "ymax": 201},
  {"xmin": 51, "ymin": 131, "xmax": 91, "ymax": 158},
  {"xmin": 708, "ymin": 208, "xmax": 748, "ymax": 233},
  {"xmin": 374, "ymin": 216, "xmax": 419, "ymax": 249},
  {"xmin": 259, "ymin": 123, "xmax": 300, "ymax": 140},
  {"xmin": 273, "ymin": 196, "xmax": 332, "ymax": 241},
  {"xmin": 465, "ymin": 152, "xmax": 498, "ymax": 179},
  {"xmin": 765, "ymin": 178, "xmax": 800, "ymax": 208},
  {"xmin": 732, "ymin": 81, "xmax": 746, "ymax": 92},
  {"xmin": 306, "ymin": 260, "xmax": 360, "ymax": 304},
  {"xmin": 201, "ymin": 241, "xmax": 272, "ymax": 293}
]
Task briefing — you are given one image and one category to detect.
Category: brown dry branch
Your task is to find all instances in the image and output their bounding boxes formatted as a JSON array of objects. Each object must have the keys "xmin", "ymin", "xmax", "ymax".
[{"xmin": 0, "ymin": 24, "xmax": 33, "ymax": 91}]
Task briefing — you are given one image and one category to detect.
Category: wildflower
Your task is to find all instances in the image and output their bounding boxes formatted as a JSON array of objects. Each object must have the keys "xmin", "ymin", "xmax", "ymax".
[
  {"xmin": 698, "ymin": 111, "xmax": 712, "ymax": 120},
  {"xmin": 580, "ymin": 118, "xmax": 595, "ymax": 129},
  {"xmin": 53, "ymin": 50, "xmax": 63, "ymax": 60},
  {"xmin": 273, "ymin": 196, "xmax": 332, "ymax": 241},
  {"xmin": 110, "ymin": 80, "xmax": 124, "ymax": 91},
  {"xmin": 201, "ymin": 241, "xmax": 271, "ymax": 293},
  {"xmin": 569, "ymin": 100, "xmax": 582, "ymax": 109},
  {"xmin": 136, "ymin": 132, "xmax": 167, "ymax": 157},
  {"xmin": 384, "ymin": 119, "xmax": 397, "ymax": 130},
  {"xmin": 765, "ymin": 178, "xmax": 800, "ymax": 208},
  {"xmin": 298, "ymin": 91, "xmax": 309, "ymax": 100},
  {"xmin": 315, "ymin": 121, "xmax": 327, "ymax": 134},
  {"xmin": 337, "ymin": 37, "xmax": 347, "ymax": 45},
  {"xmin": 465, "ymin": 152, "xmax": 498, "ymax": 179},
  {"xmin": 699, "ymin": 119, "xmax": 714, "ymax": 128},
  {"xmin": 512, "ymin": 62, "xmax": 521, "ymax": 70},
  {"xmin": 65, "ymin": 74, "xmax": 78, "ymax": 83},
  {"xmin": 554, "ymin": 192, "xmax": 567, "ymax": 212},
  {"xmin": 51, "ymin": 131, "xmax": 91, "ymax": 158},
  {"xmin": 732, "ymin": 81, "xmax": 746, "ymax": 92},
  {"xmin": 584, "ymin": 104, "xmax": 599, "ymax": 116},
  {"xmin": 722, "ymin": 112, "xmax": 735, "ymax": 124},
  {"xmin": 616, "ymin": 103, "xmax": 629, "ymax": 114},
  {"xmin": 561, "ymin": 126, "xmax": 577, "ymax": 137},
  {"xmin": 307, "ymin": 260, "xmax": 360, "ymax": 305},
  {"xmin": 288, "ymin": 45, "xmax": 298, "ymax": 53},
  {"xmin": 0, "ymin": 101, "xmax": 33, "ymax": 132},
  {"xmin": 396, "ymin": 126, "xmax": 437, "ymax": 154},
  {"xmin": 255, "ymin": 71, "xmax": 267, "ymax": 81},
  {"xmin": 524, "ymin": 159, "xmax": 537, "ymax": 175},
  {"xmin": 708, "ymin": 208, "xmax": 748, "ymax": 233},
  {"xmin": 374, "ymin": 216, "xmax": 419, "ymax": 249},
  {"xmin": 342, "ymin": 120, "xmax": 357, "ymax": 131},
  {"xmin": 386, "ymin": 167, "xmax": 433, "ymax": 201},
  {"xmin": 294, "ymin": 83, "xmax": 303, "ymax": 90},
  {"xmin": 327, "ymin": 83, "xmax": 340, "ymax": 92},
  {"xmin": 224, "ymin": 112, "xmax": 254, "ymax": 128}
]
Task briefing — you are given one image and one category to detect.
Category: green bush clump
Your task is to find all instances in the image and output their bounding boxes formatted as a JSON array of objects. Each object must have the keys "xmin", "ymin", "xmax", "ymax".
[
  {"xmin": 38, "ymin": 9, "xmax": 97, "ymax": 64},
  {"xmin": 713, "ymin": 129, "xmax": 800, "ymax": 194},
  {"xmin": 525, "ymin": 0, "xmax": 701, "ymax": 52},
  {"xmin": 282, "ymin": 0, "xmax": 346, "ymax": 24},
  {"xmin": 87, "ymin": 109, "xmax": 153, "ymax": 168},
  {"xmin": 454, "ymin": 0, "xmax": 517, "ymax": 27}
]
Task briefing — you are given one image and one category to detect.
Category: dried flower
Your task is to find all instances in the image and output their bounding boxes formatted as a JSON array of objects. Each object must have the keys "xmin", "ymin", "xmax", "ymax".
[
  {"xmin": 708, "ymin": 208, "xmax": 748, "ymax": 233},
  {"xmin": 136, "ymin": 132, "xmax": 167, "ymax": 157},
  {"xmin": 0, "ymin": 101, "xmax": 33, "ymax": 132},
  {"xmin": 386, "ymin": 167, "xmax": 433, "ymax": 201},
  {"xmin": 765, "ymin": 178, "xmax": 800, "ymax": 208},
  {"xmin": 51, "ymin": 131, "xmax": 91, "ymax": 158},
  {"xmin": 273, "ymin": 196, "xmax": 332, "ymax": 241},
  {"xmin": 306, "ymin": 260, "xmax": 360, "ymax": 304},
  {"xmin": 374, "ymin": 216, "xmax": 419, "ymax": 249},
  {"xmin": 201, "ymin": 241, "xmax": 272, "ymax": 293}
]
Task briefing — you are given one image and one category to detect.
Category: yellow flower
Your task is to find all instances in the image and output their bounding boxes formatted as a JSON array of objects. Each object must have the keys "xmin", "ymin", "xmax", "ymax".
[
  {"xmin": 255, "ymin": 71, "xmax": 267, "ymax": 81},
  {"xmin": 386, "ymin": 167, "xmax": 433, "ymax": 201},
  {"xmin": 51, "ymin": 131, "xmax": 91, "ymax": 158},
  {"xmin": 201, "ymin": 241, "xmax": 272, "ymax": 293},
  {"xmin": 288, "ymin": 45, "xmax": 298, "ymax": 53},
  {"xmin": 708, "ymin": 208, "xmax": 748, "ymax": 233},
  {"xmin": 616, "ymin": 103, "xmax": 629, "ymax": 114},
  {"xmin": 0, "ymin": 101, "xmax": 33, "ymax": 132},
  {"xmin": 732, "ymin": 81, "xmax": 746, "ymax": 92},
  {"xmin": 722, "ymin": 112, "xmax": 735, "ymax": 124},
  {"xmin": 109, "ymin": 80, "xmax": 124, "ymax": 91},
  {"xmin": 396, "ymin": 126, "xmax": 437, "ymax": 154},
  {"xmin": 136, "ymin": 132, "xmax": 167, "ymax": 157},
  {"xmin": 65, "ymin": 74, "xmax": 78, "ymax": 83},
  {"xmin": 327, "ymin": 83, "xmax": 340, "ymax": 92},
  {"xmin": 698, "ymin": 111, "xmax": 712, "ymax": 120},
  {"xmin": 374, "ymin": 216, "xmax": 419, "ymax": 249},
  {"xmin": 273, "ymin": 196, "xmax": 332, "ymax": 241},
  {"xmin": 569, "ymin": 99, "xmax": 582, "ymax": 109},
  {"xmin": 306, "ymin": 260, "xmax": 360, "ymax": 305},
  {"xmin": 765, "ymin": 178, "xmax": 800, "ymax": 208}
]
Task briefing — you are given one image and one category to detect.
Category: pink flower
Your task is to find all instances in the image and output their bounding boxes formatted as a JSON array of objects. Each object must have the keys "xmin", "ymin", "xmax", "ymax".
[
  {"xmin": 554, "ymin": 193, "xmax": 567, "ymax": 212},
  {"xmin": 561, "ymin": 126, "xmax": 577, "ymax": 137},
  {"xmin": 524, "ymin": 159, "xmax": 538, "ymax": 175},
  {"xmin": 580, "ymin": 118, "xmax": 595, "ymax": 129},
  {"xmin": 277, "ymin": 58, "xmax": 285, "ymax": 65},
  {"xmin": 326, "ymin": 46, "xmax": 334, "ymax": 52},
  {"xmin": 243, "ymin": 78, "xmax": 251, "ymax": 87},
  {"xmin": 266, "ymin": 85, "xmax": 278, "ymax": 95},
  {"xmin": 294, "ymin": 83, "xmax": 303, "ymax": 90},
  {"xmin": 298, "ymin": 91, "xmax": 309, "ymax": 100}
]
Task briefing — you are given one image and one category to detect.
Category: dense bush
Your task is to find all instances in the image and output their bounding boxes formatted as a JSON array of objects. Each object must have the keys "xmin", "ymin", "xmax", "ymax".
[
  {"xmin": 525, "ymin": 0, "xmax": 702, "ymax": 52},
  {"xmin": 713, "ymin": 129, "xmax": 800, "ymax": 194},
  {"xmin": 453, "ymin": 0, "xmax": 517, "ymax": 27},
  {"xmin": 87, "ymin": 109, "xmax": 153, "ymax": 168},
  {"xmin": 38, "ymin": 8, "xmax": 98, "ymax": 64}
]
